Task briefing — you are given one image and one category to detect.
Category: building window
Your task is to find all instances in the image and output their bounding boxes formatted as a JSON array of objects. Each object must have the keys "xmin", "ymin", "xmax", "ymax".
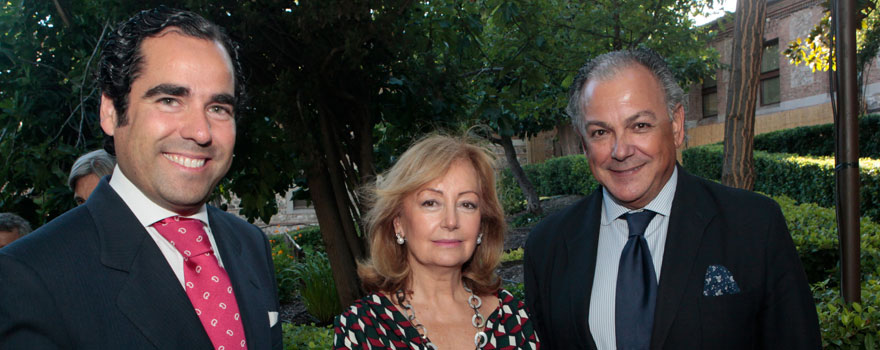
[
  {"xmin": 760, "ymin": 40, "xmax": 781, "ymax": 105},
  {"xmin": 702, "ymin": 76, "xmax": 718, "ymax": 118}
]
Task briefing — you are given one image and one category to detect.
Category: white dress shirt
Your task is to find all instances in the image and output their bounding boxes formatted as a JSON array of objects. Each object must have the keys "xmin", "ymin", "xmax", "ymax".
[
  {"xmin": 108, "ymin": 165, "xmax": 225, "ymax": 289},
  {"xmin": 588, "ymin": 168, "xmax": 678, "ymax": 350}
]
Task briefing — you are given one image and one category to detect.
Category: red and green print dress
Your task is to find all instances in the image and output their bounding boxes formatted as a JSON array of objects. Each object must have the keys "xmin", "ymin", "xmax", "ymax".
[{"xmin": 333, "ymin": 289, "xmax": 540, "ymax": 349}]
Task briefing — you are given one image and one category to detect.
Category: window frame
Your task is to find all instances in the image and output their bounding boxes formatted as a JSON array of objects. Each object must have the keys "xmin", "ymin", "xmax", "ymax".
[{"xmin": 760, "ymin": 39, "xmax": 781, "ymax": 106}]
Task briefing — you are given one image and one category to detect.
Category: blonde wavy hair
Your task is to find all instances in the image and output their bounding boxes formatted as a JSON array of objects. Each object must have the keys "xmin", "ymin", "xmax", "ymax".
[{"xmin": 358, "ymin": 134, "xmax": 505, "ymax": 296}]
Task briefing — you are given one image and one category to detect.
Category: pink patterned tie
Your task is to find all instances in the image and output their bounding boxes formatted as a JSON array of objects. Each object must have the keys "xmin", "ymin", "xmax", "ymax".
[{"xmin": 153, "ymin": 216, "xmax": 247, "ymax": 350}]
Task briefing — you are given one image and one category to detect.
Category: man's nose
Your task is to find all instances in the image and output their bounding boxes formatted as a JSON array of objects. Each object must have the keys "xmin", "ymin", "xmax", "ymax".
[{"xmin": 179, "ymin": 109, "xmax": 212, "ymax": 145}]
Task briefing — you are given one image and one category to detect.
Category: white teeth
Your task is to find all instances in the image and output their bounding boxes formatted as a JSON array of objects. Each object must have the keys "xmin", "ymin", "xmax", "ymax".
[{"xmin": 163, "ymin": 154, "xmax": 206, "ymax": 168}]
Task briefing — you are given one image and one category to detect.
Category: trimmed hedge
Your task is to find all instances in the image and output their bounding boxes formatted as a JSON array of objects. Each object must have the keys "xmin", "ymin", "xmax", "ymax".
[
  {"xmin": 682, "ymin": 144, "xmax": 880, "ymax": 221},
  {"xmin": 753, "ymin": 114, "xmax": 880, "ymax": 158},
  {"xmin": 777, "ymin": 195, "xmax": 880, "ymax": 287},
  {"xmin": 498, "ymin": 154, "xmax": 598, "ymax": 214},
  {"xmin": 814, "ymin": 278, "xmax": 880, "ymax": 349}
]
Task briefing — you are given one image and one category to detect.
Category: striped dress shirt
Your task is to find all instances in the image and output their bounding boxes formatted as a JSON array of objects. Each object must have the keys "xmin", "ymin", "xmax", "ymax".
[{"xmin": 588, "ymin": 168, "xmax": 678, "ymax": 350}]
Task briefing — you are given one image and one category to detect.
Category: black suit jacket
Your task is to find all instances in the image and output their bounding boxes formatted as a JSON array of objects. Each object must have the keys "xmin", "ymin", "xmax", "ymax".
[
  {"xmin": 524, "ymin": 167, "xmax": 821, "ymax": 349},
  {"xmin": 0, "ymin": 179, "xmax": 283, "ymax": 349}
]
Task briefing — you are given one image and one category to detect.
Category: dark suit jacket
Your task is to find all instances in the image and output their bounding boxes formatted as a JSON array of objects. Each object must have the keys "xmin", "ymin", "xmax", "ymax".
[
  {"xmin": 0, "ymin": 179, "xmax": 283, "ymax": 349},
  {"xmin": 524, "ymin": 167, "xmax": 821, "ymax": 349}
]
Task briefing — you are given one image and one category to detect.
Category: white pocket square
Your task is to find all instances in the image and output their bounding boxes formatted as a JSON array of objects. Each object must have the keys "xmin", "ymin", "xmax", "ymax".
[{"xmin": 268, "ymin": 311, "xmax": 279, "ymax": 327}]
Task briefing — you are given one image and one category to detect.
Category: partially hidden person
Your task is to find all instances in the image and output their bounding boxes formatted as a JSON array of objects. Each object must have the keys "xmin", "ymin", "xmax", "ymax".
[{"xmin": 69, "ymin": 149, "xmax": 116, "ymax": 205}]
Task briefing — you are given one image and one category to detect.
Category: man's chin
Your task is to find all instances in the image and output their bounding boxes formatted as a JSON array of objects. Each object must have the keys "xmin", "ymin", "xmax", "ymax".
[{"xmin": 156, "ymin": 190, "xmax": 212, "ymax": 214}]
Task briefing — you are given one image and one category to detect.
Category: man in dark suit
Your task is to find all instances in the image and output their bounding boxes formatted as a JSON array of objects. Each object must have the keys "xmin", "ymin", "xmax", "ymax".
[
  {"xmin": 0, "ymin": 7, "xmax": 282, "ymax": 349},
  {"xmin": 524, "ymin": 49, "xmax": 820, "ymax": 349}
]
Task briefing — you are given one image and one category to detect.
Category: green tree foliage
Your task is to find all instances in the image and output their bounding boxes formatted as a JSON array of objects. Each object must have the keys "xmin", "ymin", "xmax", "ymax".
[
  {"xmin": 784, "ymin": 0, "xmax": 880, "ymax": 112},
  {"xmin": 784, "ymin": 0, "xmax": 879, "ymax": 73},
  {"xmin": 456, "ymin": 0, "xmax": 720, "ymax": 213},
  {"xmin": 1, "ymin": 0, "xmax": 722, "ymax": 308},
  {"xmin": 0, "ymin": 1, "xmax": 137, "ymax": 226}
]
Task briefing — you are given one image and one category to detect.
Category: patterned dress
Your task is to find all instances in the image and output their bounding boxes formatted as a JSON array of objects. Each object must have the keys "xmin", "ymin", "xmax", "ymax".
[{"xmin": 333, "ymin": 289, "xmax": 540, "ymax": 349}]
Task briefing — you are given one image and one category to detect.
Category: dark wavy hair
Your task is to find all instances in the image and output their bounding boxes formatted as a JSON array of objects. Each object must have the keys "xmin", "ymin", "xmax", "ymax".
[{"xmin": 98, "ymin": 6, "xmax": 245, "ymax": 131}]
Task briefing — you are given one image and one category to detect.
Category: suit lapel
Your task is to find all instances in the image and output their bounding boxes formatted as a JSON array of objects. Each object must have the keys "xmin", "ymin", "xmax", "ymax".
[
  {"xmin": 208, "ymin": 208, "xmax": 268, "ymax": 350},
  {"xmin": 650, "ymin": 168, "xmax": 717, "ymax": 348},
  {"xmin": 87, "ymin": 180, "xmax": 212, "ymax": 349},
  {"xmin": 564, "ymin": 190, "xmax": 603, "ymax": 349}
]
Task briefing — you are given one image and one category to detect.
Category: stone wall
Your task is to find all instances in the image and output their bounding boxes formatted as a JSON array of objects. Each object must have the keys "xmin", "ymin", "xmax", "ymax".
[{"xmin": 223, "ymin": 189, "xmax": 319, "ymax": 236}]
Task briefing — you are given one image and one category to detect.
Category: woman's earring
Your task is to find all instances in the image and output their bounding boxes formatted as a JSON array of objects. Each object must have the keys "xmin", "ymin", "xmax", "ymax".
[
  {"xmin": 396, "ymin": 232, "xmax": 405, "ymax": 245},
  {"xmin": 476, "ymin": 233, "xmax": 483, "ymax": 245}
]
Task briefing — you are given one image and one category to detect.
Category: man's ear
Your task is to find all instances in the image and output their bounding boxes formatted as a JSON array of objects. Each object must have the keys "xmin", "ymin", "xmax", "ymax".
[
  {"xmin": 672, "ymin": 104, "xmax": 685, "ymax": 148},
  {"xmin": 99, "ymin": 94, "xmax": 118, "ymax": 136}
]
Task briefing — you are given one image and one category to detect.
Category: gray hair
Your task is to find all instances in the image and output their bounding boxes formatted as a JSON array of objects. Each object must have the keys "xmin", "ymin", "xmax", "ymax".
[
  {"xmin": 566, "ymin": 48, "xmax": 686, "ymax": 137},
  {"xmin": 68, "ymin": 149, "xmax": 116, "ymax": 190},
  {"xmin": 0, "ymin": 213, "xmax": 32, "ymax": 236}
]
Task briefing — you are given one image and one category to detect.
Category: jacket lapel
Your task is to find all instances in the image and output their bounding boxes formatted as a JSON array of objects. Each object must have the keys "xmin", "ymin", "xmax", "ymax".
[
  {"xmin": 88, "ymin": 179, "xmax": 212, "ymax": 349},
  {"xmin": 564, "ymin": 189, "xmax": 603, "ymax": 349},
  {"xmin": 650, "ymin": 168, "xmax": 717, "ymax": 348},
  {"xmin": 208, "ymin": 208, "xmax": 268, "ymax": 350}
]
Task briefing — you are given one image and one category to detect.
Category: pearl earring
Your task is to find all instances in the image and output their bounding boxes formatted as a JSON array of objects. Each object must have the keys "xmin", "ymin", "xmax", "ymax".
[
  {"xmin": 396, "ymin": 232, "xmax": 405, "ymax": 245},
  {"xmin": 476, "ymin": 233, "xmax": 483, "ymax": 245}
]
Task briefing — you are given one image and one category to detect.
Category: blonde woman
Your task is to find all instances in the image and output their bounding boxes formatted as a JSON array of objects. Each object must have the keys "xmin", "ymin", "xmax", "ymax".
[{"xmin": 333, "ymin": 135, "xmax": 540, "ymax": 349}]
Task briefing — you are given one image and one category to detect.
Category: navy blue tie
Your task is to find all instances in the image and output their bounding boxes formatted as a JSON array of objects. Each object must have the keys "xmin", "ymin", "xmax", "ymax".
[{"xmin": 616, "ymin": 210, "xmax": 658, "ymax": 350}]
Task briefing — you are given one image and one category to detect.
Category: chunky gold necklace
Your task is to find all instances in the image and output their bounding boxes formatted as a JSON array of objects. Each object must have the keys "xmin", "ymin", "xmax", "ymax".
[{"xmin": 395, "ymin": 284, "xmax": 488, "ymax": 350}]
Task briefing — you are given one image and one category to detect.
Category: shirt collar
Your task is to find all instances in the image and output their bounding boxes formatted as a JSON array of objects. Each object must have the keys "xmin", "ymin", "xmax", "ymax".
[
  {"xmin": 601, "ymin": 166, "xmax": 678, "ymax": 225},
  {"xmin": 108, "ymin": 165, "xmax": 209, "ymax": 227}
]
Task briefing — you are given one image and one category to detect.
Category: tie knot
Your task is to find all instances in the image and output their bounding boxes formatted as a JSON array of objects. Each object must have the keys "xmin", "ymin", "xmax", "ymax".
[
  {"xmin": 152, "ymin": 216, "xmax": 212, "ymax": 258},
  {"xmin": 623, "ymin": 210, "xmax": 656, "ymax": 238}
]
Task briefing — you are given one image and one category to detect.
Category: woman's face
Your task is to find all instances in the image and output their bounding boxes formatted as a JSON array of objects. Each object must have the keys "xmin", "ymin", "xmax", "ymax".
[{"xmin": 394, "ymin": 159, "xmax": 483, "ymax": 272}]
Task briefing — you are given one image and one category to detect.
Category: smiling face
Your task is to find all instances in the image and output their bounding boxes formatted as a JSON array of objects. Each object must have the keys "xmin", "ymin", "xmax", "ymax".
[
  {"xmin": 100, "ymin": 30, "xmax": 236, "ymax": 215},
  {"xmin": 393, "ymin": 159, "xmax": 483, "ymax": 272},
  {"xmin": 579, "ymin": 64, "xmax": 684, "ymax": 209}
]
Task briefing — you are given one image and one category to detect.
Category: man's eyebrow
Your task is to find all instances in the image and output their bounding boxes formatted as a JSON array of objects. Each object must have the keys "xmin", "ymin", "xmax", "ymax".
[
  {"xmin": 210, "ymin": 93, "xmax": 236, "ymax": 106},
  {"xmin": 143, "ymin": 84, "xmax": 189, "ymax": 98},
  {"xmin": 584, "ymin": 120, "xmax": 611, "ymax": 129},
  {"xmin": 625, "ymin": 110, "xmax": 657, "ymax": 124}
]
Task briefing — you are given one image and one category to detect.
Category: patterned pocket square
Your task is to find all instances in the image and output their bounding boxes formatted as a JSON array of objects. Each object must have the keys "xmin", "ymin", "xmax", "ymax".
[{"xmin": 702, "ymin": 264, "xmax": 741, "ymax": 296}]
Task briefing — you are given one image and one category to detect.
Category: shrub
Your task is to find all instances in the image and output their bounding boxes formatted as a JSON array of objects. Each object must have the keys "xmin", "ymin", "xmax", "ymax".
[
  {"xmin": 288, "ymin": 247, "xmax": 341, "ymax": 324},
  {"xmin": 753, "ymin": 114, "xmax": 880, "ymax": 158},
  {"xmin": 503, "ymin": 281, "xmax": 526, "ymax": 302},
  {"xmin": 290, "ymin": 225, "xmax": 324, "ymax": 252},
  {"xmin": 814, "ymin": 278, "xmax": 880, "ymax": 349},
  {"xmin": 283, "ymin": 323, "xmax": 333, "ymax": 349},
  {"xmin": 498, "ymin": 155, "xmax": 598, "ymax": 214},
  {"xmin": 269, "ymin": 236, "xmax": 299, "ymax": 304},
  {"xmin": 776, "ymin": 195, "xmax": 880, "ymax": 287},
  {"xmin": 682, "ymin": 144, "xmax": 880, "ymax": 221},
  {"xmin": 501, "ymin": 247, "xmax": 524, "ymax": 263}
]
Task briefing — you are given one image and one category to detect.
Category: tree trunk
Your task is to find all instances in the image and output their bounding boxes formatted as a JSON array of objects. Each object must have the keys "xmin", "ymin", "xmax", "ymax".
[
  {"xmin": 722, "ymin": 0, "xmax": 766, "ymax": 190},
  {"xmin": 499, "ymin": 134, "xmax": 542, "ymax": 214},
  {"xmin": 306, "ymin": 160, "xmax": 363, "ymax": 309}
]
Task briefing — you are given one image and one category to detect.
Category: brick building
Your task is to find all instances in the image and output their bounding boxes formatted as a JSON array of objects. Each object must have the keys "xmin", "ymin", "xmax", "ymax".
[
  {"xmin": 527, "ymin": 0, "xmax": 879, "ymax": 161},
  {"xmin": 685, "ymin": 0, "xmax": 880, "ymax": 147}
]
